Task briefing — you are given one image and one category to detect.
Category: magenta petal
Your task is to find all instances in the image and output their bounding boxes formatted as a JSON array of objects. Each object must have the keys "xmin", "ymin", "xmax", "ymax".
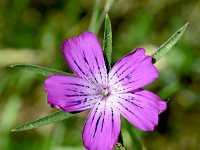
[
  {"xmin": 44, "ymin": 75, "xmax": 100, "ymax": 112},
  {"xmin": 62, "ymin": 32, "xmax": 107, "ymax": 85},
  {"xmin": 108, "ymin": 48, "xmax": 158, "ymax": 93},
  {"xmin": 112, "ymin": 89, "xmax": 166, "ymax": 131},
  {"xmin": 82, "ymin": 101, "xmax": 120, "ymax": 150}
]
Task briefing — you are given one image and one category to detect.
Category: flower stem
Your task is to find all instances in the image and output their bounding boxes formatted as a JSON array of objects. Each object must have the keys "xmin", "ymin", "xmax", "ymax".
[
  {"xmin": 88, "ymin": 0, "xmax": 100, "ymax": 34},
  {"xmin": 95, "ymin": 0, "xmax": 115, "ymax": 34}
]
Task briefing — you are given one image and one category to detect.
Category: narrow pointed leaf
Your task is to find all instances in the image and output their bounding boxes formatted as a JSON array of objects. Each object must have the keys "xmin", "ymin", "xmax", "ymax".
[
  {"xmin": 152, "ymin": 23, "xmax": 188, "ymax": 63},
  {"xmin": 10, "ymin": 64, "xmax": 74, "ymax": 76},
  {"xmin": 103, "ymin": 14, "xmax": 112, "ymax": 70},
  {"xmin": 12, "ymin": 110, "xmax": 74, "ymax": 132}
]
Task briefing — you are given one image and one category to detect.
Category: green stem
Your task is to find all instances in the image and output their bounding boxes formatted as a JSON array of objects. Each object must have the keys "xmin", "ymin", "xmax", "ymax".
[
  {"xmin": 125, "ymin": 121, "xmax": 143, "ymax": 150},
  {"xmin": 88, "ymin": 0, "xmax": 100, "ymax": 34},
  {"xmin": 95, "ymin": 0, "xmax": 114, "ymax": 34}
]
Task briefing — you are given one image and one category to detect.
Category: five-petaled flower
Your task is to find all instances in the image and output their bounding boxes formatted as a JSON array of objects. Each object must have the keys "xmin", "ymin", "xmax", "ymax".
[{"xmin": 44, "ymin": 32, "xmax": 167, "ymax": 150}]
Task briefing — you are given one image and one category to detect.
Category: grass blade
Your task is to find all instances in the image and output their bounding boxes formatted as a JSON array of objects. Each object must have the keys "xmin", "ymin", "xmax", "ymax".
[
  {"xmin": 12, "ymin": 110, "xmax": 74, "ymax": 132},
  {"xmin": 10, "ymin": 64, "xmax": 74, "ymax": 76},
  {"xmin": 152, "ymin": 23, "xmax": 188, "ymax": 63},
  {"xmin": 103, "ymin": 14, "xmax": 112, "ymax": 70}
]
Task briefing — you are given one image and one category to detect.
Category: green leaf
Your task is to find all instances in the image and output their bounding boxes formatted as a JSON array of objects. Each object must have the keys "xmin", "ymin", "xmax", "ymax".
[
  {"xmin": 10, "ymin": 64, "xmax": 74, "ymax": 76},
  {"xmin": 103, "ymin": 14, "xmax": 112, "ymax": 70},
  {"xmin": 12, "ymin": 110, "xmax": 74, "ymax": 132},
  {"xmin": 152, "ymin": 23, "xmax": 188, "ymax": 63}
]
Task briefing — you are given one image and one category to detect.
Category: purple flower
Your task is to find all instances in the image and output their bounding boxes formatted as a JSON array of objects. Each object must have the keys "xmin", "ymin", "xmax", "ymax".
[{"xmin": 44, "ymin": 32, "xmax": 167, "ymax": 150}]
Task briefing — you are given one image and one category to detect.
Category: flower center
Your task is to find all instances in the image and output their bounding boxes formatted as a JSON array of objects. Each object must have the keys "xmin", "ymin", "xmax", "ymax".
[{"xmin": 101, "ymin": 88, "xmax": 110, "ymax": 97}]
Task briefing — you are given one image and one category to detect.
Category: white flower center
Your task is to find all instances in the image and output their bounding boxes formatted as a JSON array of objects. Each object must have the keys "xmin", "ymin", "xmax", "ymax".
[{"xmin": 101, "ymin": 88, "xmax": 109, "ymax": 97}]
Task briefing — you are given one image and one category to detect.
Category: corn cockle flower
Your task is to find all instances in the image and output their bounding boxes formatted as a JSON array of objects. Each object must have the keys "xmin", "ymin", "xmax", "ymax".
[{"xmin": 44, "ymin": 32, "xmax": 167, "ymax": 150}]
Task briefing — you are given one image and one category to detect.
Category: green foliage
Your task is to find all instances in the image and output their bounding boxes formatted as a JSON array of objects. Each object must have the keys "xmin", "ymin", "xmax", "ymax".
[
  {"xmin": 10, "ymin": 64, "xmax": 74, "ymax": 76},
  {"xmin": 12, "ymin": 110, "xmax": 74, "ymax": 132},
  {"xmin": 123, "ymin": 120, "xmax": 143, "ymax": 150},
  {"xmin": 152, "ymin": 23, "xmax": 188, "ymax": 63},
  {"xmin": 88, "ymin": 0, "xmax": 100, "ymax": 34},
  {"xmin": 103, "ymin": 14, "xmax": 112, "ymax": 70}
]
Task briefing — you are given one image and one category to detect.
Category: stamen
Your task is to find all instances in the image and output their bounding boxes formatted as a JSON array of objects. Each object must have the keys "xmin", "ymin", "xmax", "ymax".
[
  {"xmin": 101, "ymin": 88, "xmax": 109, "ymax": 97},
  {"xmin": 102, "ymin": 88, "xmax": 109, "ymax": 96}
]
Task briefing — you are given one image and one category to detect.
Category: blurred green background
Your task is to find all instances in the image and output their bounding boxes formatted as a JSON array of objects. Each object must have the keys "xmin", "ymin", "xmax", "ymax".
[{"xmin": 0, "ymin": 0, "xmax": 200, "ymax": 150}]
